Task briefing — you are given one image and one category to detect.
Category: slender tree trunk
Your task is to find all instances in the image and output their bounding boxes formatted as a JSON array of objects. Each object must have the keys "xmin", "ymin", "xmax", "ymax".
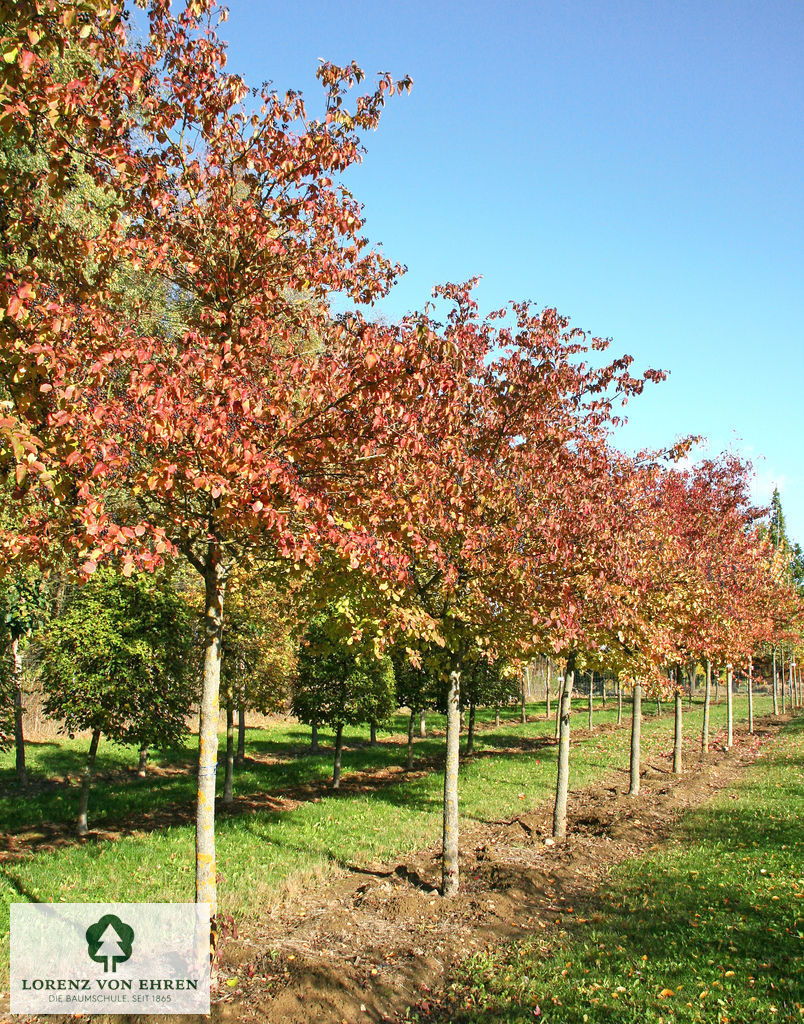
[
  {"xmin": 77, "ymin": 728, "xmax": 101, "ymax": 836},
  {"xmin": 781, "ymin": 650, "xmax": 786, "ymax": 713},
  {"xmin": 789, "ymin": 660, "xmax": 795, "ymax": 712},
  {"xmin": 628, "ymin": 683, "xmax": 642, "ymax": 796},
  {"xmin": 552, "ymin": 660, "xmax": 575, "ymax": 837},
  {"xmin": 702, "ymin": 659, "xmax": 712, "ymax": 754},
  {"xmin": 466, "ymin": 702, "xmax": 476, "ymax": 754},
  {"xmin": 11, "ymin": 637, "xmax": 27, "ymax": 788},
  {"xmin": 688, "ymin": 666, "xmax": 694, "ymax": 706},
  {"xmin": 714, "ymin": 669, "xmax": 720, "ymax": 705},
  {"xmin": 196, "ymin": 556, "xmax": 226, "ymax": 922},
  {"xmin": 772, "ymin": 646, "xmax": 779, "ymax": 716},
  {"xmin": 545, "ymin": 661, "xmax": 551, "ymax": 720},
  {"xmin": 748, "ymin": 658, "xmax": 754, "ymax": 734},
  {"xmin": 223, "ymin": 701, "xmax": 234, "ymax": 805},
  {"xmin": 588, "ymin": 672, "xmax": 594, "ymax": 731},
  {"xmin": 370, "ymin": 720, "xmax": 377, "ymax": 746},
  {"xmin": 656, "ymin": 692, "xmax": 662, "ymax": 717},
  {"xmin": 137, "ymin": 744, "xmax": 149, "ymax": 778},
  {"xmin": 420, "ymin": 709, "xmax": 427, "ymax": 738},
  {"xmin": 673, "ymin": 677, "xmax": 683, "ymax": 775},
  {"xmin": 442, "ymin": 666, "xmax": 461, "ymax": 896},
  {"xmin": 332, "ymin": 722, "xmax": 344, "ymax": 789},
  {"xmin": 617, "ymin": 679, "xmax": 623, "ymax": 726},
  {"xmin": 406, "ymin": 709, "xmax": 415, "ymax": 771},
  {"xmin": 726, "ymin": 664, "xmax": 734, "ymax": 749},
  {"xmin": 601, "ymin": 672, "xmax": 607, "ymax": 708},
  {"xmin": 520, "ymin": 671, "xmax": 527, "ymax": 723},
  {"xmin": 236, "ymin": 707, "xmax": 245, "ymax": 766},
  {"xmin": 494, "ymin": 706, "xmax": 501, "ymax": 727},
  {"xmin": 554, "ymin": 674, "xmax": 563, "ymax": 741},
  {"xmin": 311, "ymin": 721, "xmax": 319, "ymax": 753}
]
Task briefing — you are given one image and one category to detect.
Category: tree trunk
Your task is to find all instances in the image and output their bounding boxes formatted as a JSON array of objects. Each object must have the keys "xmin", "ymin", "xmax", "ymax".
[
  {"xmin": 11, "ymin": 637, "xmax": 27, "ymax": 788},
  {"xmin": 196, "ymin": 557, "xmax": 226, "ymax": 922},
  {"xmin": 714, "ymin": 669, "xmax": 720, "ymax": 705},
  {"xmin": 617, "ymin": 679, "xmax": 623, "ymax": 726},
  {"xmin": 554, "ymin": 674, "xmax": 563, "ymax": 741},
  {"xmin": 332, "ymin": 722, "xmax": 344, "ymax": 789},
  {"xmin": 545, "ymin": 661, "xmax": 551, "ymax": 720},
  {"xmin": 406, "ymin": 709, "xmax": 415, "ymax": 771},
  {"xmin": 772, "ymin": 646, "xmax": 778, "ymax": 716},
  {"xmin": 587, "ymin": 672, "xmax": 594, "ymax": 731},
  {"xmin": 702, "ymin": 659, "xmax": 711, "ymax": 754},
  {"xmin": 442, "ymin": 666, "xmax": 461, "ymax": 896},
  {"xmin": 656, "ymin": 692, "xmax": 661, "ymax": 717},
  {"xmin": 311, "ymin": 721, "xmax": 319, "ymax": 753},
  {"xmin": 370, "ymin": 720, "xmax": 377, "ymax": 746},
  {"xmin": 601, "ymin": 672, "xmax": 607, "ymax": 709},
  {"xmin": 552, "ymin": 660, "xmax": 575, "ymax": 838},
  {"xmin": 137, "ymin": 744, "xmax": 149, "ymax": 778},
  {"xmin": 673, "ymin": 683, "xmax": 683, "ymax": 775},
  {"xmin": 466, "ymin": 703, "xmax": 476, "ymax": 755},
  {"xmin": 726, "ymin": 664, "xmax": 734, "ymax": 749},
  {"xmin": 748, "ymin": 658, "xmax": 754, "ymax": 734},
  {"xmin": 420, "ymin": 709, "xmax": 427, "ymax": 738},
  {"xmin": 789, "ymin": 660, "xmax": 795, "ymax": 712},
  {"xmin": 494, "ymin": 706, "xmax": 501, "ymax": 727},
  {"xmin": 781, "ymin": 650, "xmax": 786, "ymax": 713},
  {"xmin": 236, "ymin": 707, "xmax": 245, "ymax": 765},
  {"xmin": 223, "ymin": 701, "xmax": 234, "ymax": 805},
  {"xmin": 77, "ymin": 727, "xmax": 101, "ymax": 836},
  {"xmin": 628, "ymin": 683, "xmax": 642, "ymax": 796},
  {"xmin": 520, "ymin": 672, "xmax": 526, "ymax": 723}
]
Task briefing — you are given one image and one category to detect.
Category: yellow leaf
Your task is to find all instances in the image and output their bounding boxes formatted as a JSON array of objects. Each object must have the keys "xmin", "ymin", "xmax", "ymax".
[
  {"xmin": 226, "ymin": 977, "xmax": 238, "ymax": 988},
  {"xmin": 659, "ymin": 988, "xmax": 675, "ymax": 998}
]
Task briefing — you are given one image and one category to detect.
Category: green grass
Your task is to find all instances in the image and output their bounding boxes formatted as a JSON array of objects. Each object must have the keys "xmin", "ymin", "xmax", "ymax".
[
  {"xmin": 422, "ymin": 711, "xmax": 804, "ymax": 1024},
  {"xmin": 0, "ymin": 694, "xmax": 776, "ymax": 992}
]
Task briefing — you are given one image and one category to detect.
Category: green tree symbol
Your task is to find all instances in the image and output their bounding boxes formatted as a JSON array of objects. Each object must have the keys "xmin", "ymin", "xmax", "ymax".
[{"xmin": 85, "ymin": 915, "xmax": 134, "ymax": 973}]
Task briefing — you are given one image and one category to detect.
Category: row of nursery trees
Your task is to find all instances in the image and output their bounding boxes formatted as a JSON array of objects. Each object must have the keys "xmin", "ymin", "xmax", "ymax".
[{"xmin": 1, "ymin": 1, "xmax": 802, "ymax": 939}]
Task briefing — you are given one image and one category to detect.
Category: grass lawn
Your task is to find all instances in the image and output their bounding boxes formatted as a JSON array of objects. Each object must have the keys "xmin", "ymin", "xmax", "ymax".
[
  {"xmin": 425, "ymin": 712, "xmax": 804, "ymax": 1023},
  {"xmin": 0, "ymin": 694, "xmax": 776, "ymax": 991}
]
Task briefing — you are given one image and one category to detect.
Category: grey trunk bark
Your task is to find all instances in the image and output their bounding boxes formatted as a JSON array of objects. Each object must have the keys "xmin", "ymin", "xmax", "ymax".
[
  {"xmin": 781, "ymin": 650, "xmax": 786, "ymax": 713},
  {"xmin": 545, "ymin": 661, "xmax": 551, "ymax": 720},
  {"xmin": 673, "ymin": 687, "xmax": 683, "ymax": 774},
  {"xmin": 466, "ymin": 703, "xmax": 476, "ymax": 754},
  {"xmin": 772, "ymin": 646, "xmax": 778, "ymax": 716},
  {"xmin": 520, "ymin": 674, "xmax": 526, "ymax": 723},
  {"xmin": 726, "ymin": 664, "xmax": 734, "ymax": 748},
  {"xmin": 442, "ymin": 666, "xmax": 461, "ymax": 896},
  {"xmin": 223, "ymin": 702, "xmax": 234, "ymax": 805},
  {"xmin": 332, "ymin": 722, "xmax": 344, "ymax": 789},
  {"xmin": 656, "ymin": 693, "xmax": 662, "ymax": 717},
  {"xmin": 628, "ymin": 683, "xmax": 642, "ymax": 796},
  {"xmin": 748, "ymin": 660, "xmax": 754, "ymax": 734},
  {"xmin": 77, "ymin": 728, "xmax": 101, "ymax": 836},
  {"xmin": 196, "ymin": 557, "xmax": 225, "ymax": 921},
  {"xmin": 552, "ymin": 663, "xmax": 575, "ymax": 837},
  {"xmin": 554, "ymin": 675, "xmax": 563, "ymax": 741},
  {"xmin": 311, "ymin": 721, "xmax": 319, "ymax": 753},
  {"xmin": 702, "ymin": 659, "xmax": 711, "ymax": 754},
  {"xmin": 236, "ymin": 707, "xmax": 245, "ymax": 765},
  {"xmin": 137, "ymin": 744, "xmax": 148, "ymax": 778},
  {"xmin": 406, "ymin": 709, "xmax": 415, "ymax": 770},
  {"xmin": 617, "ymin": 679, "xmax": 623, "ymax": 726},
  {"xmin": 420, "ymin": 709, "xmax": 427, "ymax": 738},
  {"xmin": 370, "ymin": 721, "xmax": 377, "ymax": 746},
  {"xmin": 11, "ymin": 637, "xmax": 26, "ymax": 788},
  {"xmin": 789, "ymin": 661, "xmax": 795, "ymax": 711},
  {"xmin": 494, "ymin": 706, "xmax": 501, "ymax": 727},
  {"xmin": 588, "ymin": 672, "xmax": 594, "ymax": 731}
]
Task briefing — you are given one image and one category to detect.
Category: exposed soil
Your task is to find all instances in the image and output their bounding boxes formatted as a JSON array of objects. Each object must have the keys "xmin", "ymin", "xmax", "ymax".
[{"xmin": 206, "ymin": 716, "xmax": 781, "ymax": 1024}]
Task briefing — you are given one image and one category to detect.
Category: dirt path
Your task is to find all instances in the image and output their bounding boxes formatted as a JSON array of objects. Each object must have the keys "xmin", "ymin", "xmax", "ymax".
[{"xmin": 210, "ymin": 716, "xmax": 781, "ymax": 1024}]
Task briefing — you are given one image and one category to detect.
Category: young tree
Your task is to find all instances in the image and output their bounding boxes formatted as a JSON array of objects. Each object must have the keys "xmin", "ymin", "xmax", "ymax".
[
  {"xmin": 292, "ymin": 611, "xmax": 395, "ymax": 788},
  {"xmin": 40, "ymin": 566, "xmax": 195, "ymax": 833}
]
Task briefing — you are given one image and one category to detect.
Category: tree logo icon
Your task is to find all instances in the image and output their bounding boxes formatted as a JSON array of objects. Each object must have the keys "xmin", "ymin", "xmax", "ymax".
[{"xmin": 85, "ymin": 915, "xmax": 135, "ymax": 973}]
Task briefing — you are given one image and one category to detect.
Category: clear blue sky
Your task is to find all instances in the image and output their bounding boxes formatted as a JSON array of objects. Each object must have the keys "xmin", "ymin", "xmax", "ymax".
[{"xmin": 220, "ymin": 0, "xmax": 803, "ymax": 538}]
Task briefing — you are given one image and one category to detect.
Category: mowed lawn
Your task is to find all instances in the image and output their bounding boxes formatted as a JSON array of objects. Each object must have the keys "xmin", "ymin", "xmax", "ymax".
[
  {"xmin": 0, "ymin": 694, "xmax": 776, "ymax": 989},
  {"xmin": 430, "ymin": 713, "xmax": 804, "ymax": 1023}
]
